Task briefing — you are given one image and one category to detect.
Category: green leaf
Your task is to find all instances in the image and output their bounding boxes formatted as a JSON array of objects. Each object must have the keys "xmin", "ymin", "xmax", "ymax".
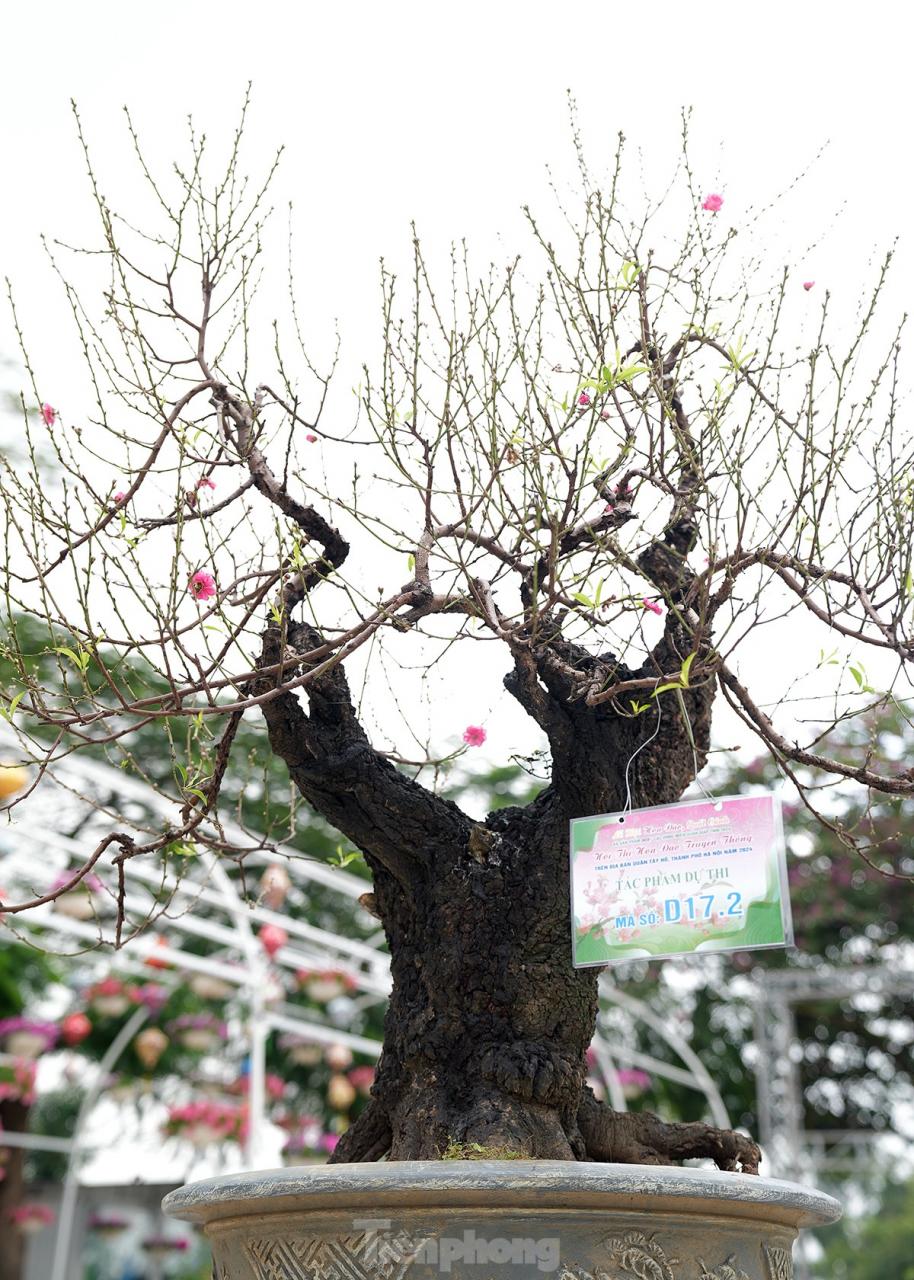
[
  {"xmin": 331, "ymin": 845, "xmax": 363, "ymax": 869},
  {"xmin": 0, "ymin": 691, "xmax": 26, "ymax": 722},
  {"xmin": 407, "ymin": 553, "xmax": 416, "ymax": 573},
  {"xmin": 652, "ymin": 681, "xmax": 683, "ymax": 697},
  {"xmin": 679, "ymin": 652, "xmax": 696, "ymax": 687},
  {"xmin": 167, "ymin": 841, "xmax": 198, "ymax": 858},
  {"xmin": 572, "ymin": 592, "xmax": 594, "ymax": 608}
]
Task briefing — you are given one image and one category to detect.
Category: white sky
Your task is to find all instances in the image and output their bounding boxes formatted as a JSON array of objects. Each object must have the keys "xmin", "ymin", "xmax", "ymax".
[{"xmin": 1, "ymin": 0, "xmax": 912, "ymax": 781}]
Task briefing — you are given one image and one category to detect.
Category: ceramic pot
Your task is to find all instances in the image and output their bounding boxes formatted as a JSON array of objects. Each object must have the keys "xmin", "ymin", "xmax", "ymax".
[{"xmin": 164, "ymin": 1160, "xmax": 840, "ymax": 1280}]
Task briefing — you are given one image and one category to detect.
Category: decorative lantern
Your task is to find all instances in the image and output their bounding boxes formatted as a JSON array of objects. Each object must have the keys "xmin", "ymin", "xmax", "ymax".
[
  {"xmin": 0, "ymin": 1019, "xmax": 58, "ymax": 1060},
  {"xmin": 60, "ymin": 1012, "xmax": 92, "ymax": 1047},
  {"xmin": 134, "ymin": 1026, "xmax": 169, "ymax": 1071},
  {"xmin": 327, "ymin": 1073, "xmax": 357, "ymax": 1111},
  {"xmin": 88, "ymin": 979, "xmax": 132, "ymax": 1019},
  {"xmin": 8, "ymin": 1204, "xmax": 55, "ymax": 1235},
  {"xmin": 188, "ymin": 973, "xmax": 234, "ymax": 1001},
  {"xmin": 0, "ymin": 764, "xmax": 28, "ymax": 799},
  {"xmin": 303, "ymin": 972, "xmax": 347, "ymax": 1003},
  {"xmin": 144, "ymin": 935, "xmax": 171, "ymax": 969},
  {"xmin": 348, "ymin": 1065, "xmax": 376, "ymax": 1097},
  {"xmin": 168, "ymin": 1015, "xmax": 227, "ymax": 1053},
  {"xmin": 324, "ymin": 1042, "xmax": 353, "ymax": 1071},
  {"xmin": 55, "ymin": 888, "xmax": 96, "ymax": 920},
  {"xmin": 51, "ymin": 871, "xmax": 103, "ymax": 920},
  {"xmin": 141, "ymin": 1237, "xmax": 189, "ymax": 1259},
  {"xmin": 88, "ymin": 1214, "xmax": 130, "ymax": 1238},
  {"xmin": 258, "ymin": 923, "xmax": 288, "ymax": 958},
  {"xmin": 283, "ymin": 1037, "xmax": 323, "ymax": 1067},
  {"xmin": 259, "ymin": 864, "xmax": 291, "ymax": 910}
]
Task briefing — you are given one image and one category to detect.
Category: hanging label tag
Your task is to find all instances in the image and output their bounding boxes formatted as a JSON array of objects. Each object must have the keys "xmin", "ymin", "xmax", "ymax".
[{"xmin": 570, "ymin": 792, "xmax": 793, "ymax": 967}]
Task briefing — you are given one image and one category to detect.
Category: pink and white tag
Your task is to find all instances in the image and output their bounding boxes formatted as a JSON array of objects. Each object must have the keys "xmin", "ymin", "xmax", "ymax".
[{"xmin": 570, "ymin": 792, "xmax": 793, "ymax": 967}]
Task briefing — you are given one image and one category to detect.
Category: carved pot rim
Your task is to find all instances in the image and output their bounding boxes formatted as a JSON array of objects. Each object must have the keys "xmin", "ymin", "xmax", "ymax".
[{"xmin": 163, "ymin": 1160, "xmax": 841, "ymax": 1232}]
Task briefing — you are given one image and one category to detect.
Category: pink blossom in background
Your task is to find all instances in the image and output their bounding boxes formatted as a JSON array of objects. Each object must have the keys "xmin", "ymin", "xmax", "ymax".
[
  {"xmin": 197, "ymin": 476, "xmax": 216, "ymax": 491},
  {"xmin": 603, "ymin": 503, "xmax": 614, "ymax": 514},
  {"xmin": 259, "ymin": 923, "xmax": 288, "ymax": 957},
  {"xmin": 701, "ymin": 193, "xmax": 723, "ymax": 212},
  {"xmin": 578, "ymin": 392, "xmax": 591, "ymax": 407},
  {"xmin": 617, "ymin": 1068, "xmax": 651, "ymax": 1095},
  {"xmin": 306, "ymin": 434, "xmax": 318, "ymax": 443},
  {"xmin": 40, "ymin": 404, "xmax": 57, "ymax": 426},
  {"xmin": 803, "ymin": 281, "xmax": 815, "ymax": 291},
  {"xmin": 462, "ymin": 725, "xmax": 486, "ymax": 747},
  {"xmin": 188, "ymin": 570, "xmax": 216, "ymax": 601},
  {"xmin": 320, "ymin": 1133, "xmax": 339, "ymax": 1153},
  {"xmin": 113, "ymin": 492, "xmax": 127, "ymax": 504},
  {"xmin": 642, "ymin": 598, "xmax": 663, "ymax": 616}
]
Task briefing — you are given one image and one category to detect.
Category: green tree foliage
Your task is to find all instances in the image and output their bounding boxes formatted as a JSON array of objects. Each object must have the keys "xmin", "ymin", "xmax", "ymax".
[{"xmin": 814, "ymin": 1177, "xmax": 914, "ymax": 1280}]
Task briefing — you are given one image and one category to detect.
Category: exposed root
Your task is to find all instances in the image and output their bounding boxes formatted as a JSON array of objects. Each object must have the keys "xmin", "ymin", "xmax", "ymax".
[
  {"xmin": 577, "ymin": 1088, "xmax": 761, "ymax": 1175},
  {"xmin": 327, "ymin": 1099, "xmax": 392, "ymax": 1164}
]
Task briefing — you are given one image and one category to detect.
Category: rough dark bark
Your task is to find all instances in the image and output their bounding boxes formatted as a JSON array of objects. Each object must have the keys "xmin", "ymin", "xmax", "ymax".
[
  {"xmin": 0, "ymin": 1100, "xmax": 29, "ymax": 1280},
  {"xmin": 260, "ymin": 612, "xmax": 760, "ymax": 1175}
]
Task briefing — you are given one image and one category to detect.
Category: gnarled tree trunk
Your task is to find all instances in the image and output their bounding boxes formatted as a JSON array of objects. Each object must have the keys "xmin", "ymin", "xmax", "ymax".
[{"xmin": 260, "ymin": 618, "xmax": 760, "ymax": 1174}]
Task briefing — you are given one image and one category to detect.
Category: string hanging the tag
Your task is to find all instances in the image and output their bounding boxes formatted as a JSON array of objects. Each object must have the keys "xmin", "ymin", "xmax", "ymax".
[
  {"xmin": 674, "ymin": 687, "xmax": 722, "ymax": 811},
  {"xmin": 620, "ymin": 697, "xmax": 663, "ymax": 820}
]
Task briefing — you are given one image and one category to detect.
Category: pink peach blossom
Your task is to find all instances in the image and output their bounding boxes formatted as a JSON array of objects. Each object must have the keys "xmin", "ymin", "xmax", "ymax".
[
  {"xmin": 803, "ymin": 281, "xmax": 815, "ymax": 291},
  {"xmin": 306, "ymin": 434, "xmax": 318, "ymax": 443},
  {"xmin": 40, "ymin": 404, "xmax": 57, "ymax": 427},
  {"xmin": 113, "ymin": 492, "xmax": 127, "ymax": 504},
  {"xmin": 701, "ymin": 194, "xmax": 723, "ymax": 212},
  {"xmin": 462, "ymin": 725, "xmax": 486, "ymax": 747},
  {"xmin": 578, "ymin": 392, "xmax": 591, "ymax": 408},
  {"xmin": 197, "ymin": 476, "xmax": 216, "ymax": 491},
  {"xmin": 188, "ymin": 571, "xmax": 216, "ymax": 601},
  {"xmin": 642, "ymin": 598, "xmax": 663, "ymax": 616}
]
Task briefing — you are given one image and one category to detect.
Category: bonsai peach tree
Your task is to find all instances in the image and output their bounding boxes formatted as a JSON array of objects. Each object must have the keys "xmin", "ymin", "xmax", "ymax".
[{"xmin": 2, "ymin": 102, "xmax": 912, "ymax": 1173}]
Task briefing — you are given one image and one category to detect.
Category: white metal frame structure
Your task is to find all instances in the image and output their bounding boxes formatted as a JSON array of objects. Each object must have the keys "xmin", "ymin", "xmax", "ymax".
[
  {"xmin": 751, "ymin": 964, "xmax": 914, "ymax": 1183},
  {"xmin": 0, "ymin": 742, "xmax": 735, "ymax": 1278}
]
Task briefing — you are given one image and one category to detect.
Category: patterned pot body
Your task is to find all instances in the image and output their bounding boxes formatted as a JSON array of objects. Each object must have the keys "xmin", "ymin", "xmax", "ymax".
[{"xmin": 163, "ymin": 1161, "xmax": 840, "ymax": 1280}]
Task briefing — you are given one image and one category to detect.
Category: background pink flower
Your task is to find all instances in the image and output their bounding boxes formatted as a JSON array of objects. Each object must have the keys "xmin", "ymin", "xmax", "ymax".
[
  {"xmin": 113, "ymin": 491, "xmax": 127, "ymax": 504},
  {"xmin": 40, "ymin": 403, "xmax": 57, "ymax": 426},
  {"xmin": 803, "ymin": 280, "xmax": 815, "ymax": 291},
  {"xmin": 642, "ymin": 598, "xmax": 663, "ymax": 616},
  {"xmin": 701, "ymin": 193, "xmax": 723, "ymax": 212},
  {"xmin": 197, "ymin": 476, "xmax": 216, "ymax": 491},
  {"xmin": 188, "ymin": 570, "xmax": 216, "ymax": 601},
  {"xmin": 462, "ymin": 725, "xmax": 486, "ymax": 747},
  {"xmin": 259, "ymin": 923, "xmax": 288, "ymax": 957}
]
